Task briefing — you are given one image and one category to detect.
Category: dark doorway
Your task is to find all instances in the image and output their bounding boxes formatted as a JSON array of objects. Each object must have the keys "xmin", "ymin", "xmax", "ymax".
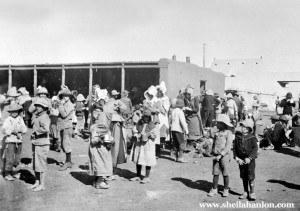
[
  {"xmin": 12, "ymin": 69, "xmax": 34, "ymax": 95},
  {"xmin": 200, "ymin": 80, "xmax": 206, "ymax": 95},
  {"xmin": 125, "ymin": 68, "xmax": 159, "ymax": 105},
  {"xmin": 65, "ymin": 69, "xmax": 89, "ymax": 97},
  {"xmin": 0, "ymin": 70, "xmax": 8, "ymax": 94},
  {"xmin": 93, "ymin": 68, "xmax": 121, "ymax": 94},
  {"xmin": 37, "ymin": 69, "xmax": 62, "ymax": 97}
]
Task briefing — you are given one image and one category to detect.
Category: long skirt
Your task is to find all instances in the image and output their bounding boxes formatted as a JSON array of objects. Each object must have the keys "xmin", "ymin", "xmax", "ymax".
[
  {"xmin": 88, "ymin": 143, "xmax": 112, "ymax": 177},
  {"xmin": 111, "ymin": 122, "xmax": 127, "ymax": 167},
  {"xmin": 130, "ymin": 138, "xmax": 156, "ymax": 167},
  {"xmin": 186, "ymin": 115, "xmax": 202, "ymax": 140},
  {"xmin": 158, "ymin": 113, "xmax": 170, "ymax": 141}
]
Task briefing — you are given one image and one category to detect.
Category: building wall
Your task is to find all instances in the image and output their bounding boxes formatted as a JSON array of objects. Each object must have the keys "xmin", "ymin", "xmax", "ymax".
[{"xmin": 159, "ymin": 58, "xmax": 225, "ymax": 98}]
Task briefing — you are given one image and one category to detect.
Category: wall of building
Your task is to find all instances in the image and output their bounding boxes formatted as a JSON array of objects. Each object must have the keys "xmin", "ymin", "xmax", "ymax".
[{"xmin": 159, "ymin": 58, "xmax": 225, "ymax": 98}]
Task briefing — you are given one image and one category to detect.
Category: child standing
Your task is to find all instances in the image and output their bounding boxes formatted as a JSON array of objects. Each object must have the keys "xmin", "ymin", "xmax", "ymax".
[
  {"xmin": 129, "ymin": 109, "xmax": 157, "ymax": 183},
  {"xmin": 49, "ymin": 96, "xmax": 61, "ymax": 152},
  {"xmin": 2, "ymin": 103, "xmax": 27, "ymax": 180},
  {"xmin": 28, "ymin": 98, "xmax": 51, "ymax": 192},
  {"xmin": 88, "ymin": 104, "xmax": 114, "ymax": 189},
  {"xmin": 233, "ymin": 119, "xmax": 258, "ymax": 200},
  {"xmin": 208, "ymin": 114, "xmax": 233, "ymax": 197},
  {"xmin": 170, "ymin": 99, "xmax": 189, "ymax": 163},
  {"xmin": 74, "ymin": 94, "xmax": 86, "ymax": 139}
]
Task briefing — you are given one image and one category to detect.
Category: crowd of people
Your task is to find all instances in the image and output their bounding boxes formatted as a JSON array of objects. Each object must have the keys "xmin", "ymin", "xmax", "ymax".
[{"xmin": 0, "ymin": 82, "xmax": 299, "ymax": 200}]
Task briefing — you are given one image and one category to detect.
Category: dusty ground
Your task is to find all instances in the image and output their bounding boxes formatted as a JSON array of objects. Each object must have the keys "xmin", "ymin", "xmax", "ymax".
[{"xmin": 1, "ymin": 111, "xmax": 300, "ymax": 211}]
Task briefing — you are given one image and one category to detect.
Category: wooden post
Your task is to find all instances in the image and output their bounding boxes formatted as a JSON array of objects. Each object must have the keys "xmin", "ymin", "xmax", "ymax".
[
  {"xmin": 62, "ymin": 64, "xmax": 65, "ymax": 86},
  {"xmin": 8, "ymin": 65, "xmax": 12, "ymax": 89},
  {"xmin": 121, "ymin": 63, "xmax": 125, "ymax": 93},
  {"xmin": 33, "ymin": 65, "xmax": 37, "ymax": 96},
  {"xmin": 89, "ymin": 64, "xmax": 93, "ymax": 100}
]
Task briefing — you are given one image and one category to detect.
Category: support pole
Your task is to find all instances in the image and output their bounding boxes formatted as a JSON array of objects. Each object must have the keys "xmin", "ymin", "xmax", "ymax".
[
  {"xmin": 34, "ymin": 65, "xmax": 37, "ymax": 96},
  {"xmin": 62, "ymin": 64, "xmax": 65, "ymax": 86},
  {"xmin": 89, "ymin": 64, "xmax": 93, "ymax": 101},
  {"xmin": 8, "ymin": 65, "xmax": 12, "ymax": 89},
  {"xmin": 121, "ymin": 63, "xmax": 125, "ymax": 93}
]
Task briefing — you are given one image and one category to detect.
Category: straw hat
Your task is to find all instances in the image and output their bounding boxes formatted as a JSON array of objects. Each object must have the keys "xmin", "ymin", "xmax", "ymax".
[
  {"xmin": 240, "ymin": 119, "xmax": 254, "ymax": 132},
  {"xmin": 111, "ymin": 90, "xmax": 120, "ymax": 96},
  {"xmin": 226, "ymin": 93, "xmax": 233, "ymax": 99},
  {"xmin": 279, "ymin": 115, "xmax": 289, "ymax": 122},
  {"xmin": 176, "ymin": 99, "xmax": 185, "ymax": 108},
  {"xmin": 143, "ymin": 109, "xmax": 152, "ymax": 117},
  {"xmin": 58, "ymin": 88, "xmax": 73, "ymax": 99},
  {"xmin": 18, "ymin": 87, "xmax": 29, "ymax": 95},
  {"xmin": 206, "ymin": 89, "xmax": 213, "ymax": 96},
  {"xmin": 7, "ymin": 103, "xmax": 23, "ymax": 112},
  {"xmin": 216, "ymin": 114, "xmax": 233, "ymax": 127},
  {"xmin": 34, "ymin": 98, "xmax": 49, "ymax": 108},
  {"xmin": 6, "ymin": 87, "xmax": 20, "ymax": 97},
  {"xmin": 76, "ymin": 94, "xmax": 85, "ymax": 102},
  {"xmin": 37, "ymin": 87, "xmax": 49, "ymax": 95},
  {"xmin": 121, "ymin": 90, "xmax": 129, "ymax": 97},
  {"xmin": 271, "ymin": 115, "xmax": 280, "ymax": 121}
]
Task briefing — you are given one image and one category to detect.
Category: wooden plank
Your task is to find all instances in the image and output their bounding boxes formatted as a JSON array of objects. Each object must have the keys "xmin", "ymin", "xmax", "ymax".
[
  {"xmin": 33, "ymin": 65, "xmax": 37, "ymax": 96},
  {"xmin": 8, "ymin": 65, "xmax": 12, "ymax": 89},
  {"xmin": 121, "ymin": 63, "xmax": 125, "ymax": 93},
  {"xmin": 62, "ymin": 64, "xmax": 65, "ymax": 86}
]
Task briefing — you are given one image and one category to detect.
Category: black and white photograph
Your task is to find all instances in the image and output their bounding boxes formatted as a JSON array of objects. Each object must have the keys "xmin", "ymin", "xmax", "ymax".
[{"xmin": 0, "ymin": 0, "xmax": 299, "ymax": 210}]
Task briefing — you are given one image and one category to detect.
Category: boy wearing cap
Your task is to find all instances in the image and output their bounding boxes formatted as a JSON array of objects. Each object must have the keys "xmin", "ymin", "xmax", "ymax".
[
  {"xmin": 2, "ymin": 103, "xmax": 27, "ymax": 181},
  {"xmin": 28, "ymin": 98, "xmax": 50, "ymax": 191},
  {"xmin": 233, "ymin": 119, "xmax": 258, "ymax": 200},
  {"xmin": 208, "ymin": 114, "xmax": 234, "ymax": 197},
  {"xmin": 170, "ymin": 99, "xmax": 189, "ymax": 163},
  {"xmin": 58, "ymin": 88, "xmax": 75, "ymax": 171}
]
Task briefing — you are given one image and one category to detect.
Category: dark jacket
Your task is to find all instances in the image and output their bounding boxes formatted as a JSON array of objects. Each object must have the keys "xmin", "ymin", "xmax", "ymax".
[
  {"xmin": 202, "ymin": 95, "xmax": 215, "ymax": 111},
  {"xmin": 280, "ymin": 98, "xmax": 295, "ymax": 116},
  {"xmin": 233, "ymin": 132, "xmax": 258, "ymax": 160}
]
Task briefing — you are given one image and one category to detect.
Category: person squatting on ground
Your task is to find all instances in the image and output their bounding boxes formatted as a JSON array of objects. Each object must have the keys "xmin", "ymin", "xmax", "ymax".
[
  {"xmin": 170, "ymin": 99, "xmax": 189, "ymax": 163},
  {"xmin": 233, "ymin": 119, "xmax": 258, "ymax": 201},
  {"xmin": 2, "ymin": 103, "xmax": 27, "ymax": 181},
  {"xmin": 58, "ymin": 88, "xmax": 75, "ymax": 171},
  {"xmin": 88, "ymin": 104, "xmax": 114, "ymax": 189},
  {"xmin": 208, "ymin": 114, "xmax": 233, "ymax": 197},
  {"xmin": 27, "ymin": 98, "xmax": 51, "ymax": 192},
  {"xmin": 129, "ymin": 109, "xmax": 157, "ymax": 184}
]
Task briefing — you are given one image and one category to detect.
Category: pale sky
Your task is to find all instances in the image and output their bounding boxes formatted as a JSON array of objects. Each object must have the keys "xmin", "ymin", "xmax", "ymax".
[{"xmin": 0, "ymin": 0, "xmax": 300, "ymax": 71}]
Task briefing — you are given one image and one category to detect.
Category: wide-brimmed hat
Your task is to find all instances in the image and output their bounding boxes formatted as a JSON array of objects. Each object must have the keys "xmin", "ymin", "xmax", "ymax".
[
  {"xmin": 18, "ymin": 87, "xmax": 29, "ymax": 95},
  {"xmin": 216, "ymin": 114, "xmax": 233, "ymax": 127},
  {"xmin": 6, "ymin": 87, "xmax": 20, "ymax": 97},
  {"xmin": 240, "ymin": 119, "xmax": 254, "ymax": 132},
  {"xmin": 7, "ymin": 103, "xmax": 23, "ymax": 112},
  {"xmin": 34, "ymin": 98, "xmax": 49, "ymax": 108},
  {"xmin": 76, "ymin": 94, "xmax": 85, "ymax": 102},
  {"xmin": 206, "ymin": 89, "xmax": 213, "ymax": 96},
  {"xmin": 121, "ymin": 90, "xmax": 129, "ymax": 97},
  {"xmin": 226, "ymin": 93, "xmax": 233, "ymax": 99},
  {"xmin": 271, "ymin": 115, "xmax": 280, "ymax": 121},
  {"xmin": 58, "ymin": 88, "xmax": 73, "ymax": 99},
  {"xmin": 279, "ymin": 115, "xmax": 289, "ymax": 122},
  {"xmin": 111, "ymin": 90, "xmax": 120, "ymax": 96},
  {"xmin": 176, "ymin": 99, "xmax": 185, "ymax": 108},
  {"xmin": 143, "ymin": 109, "xmax": 152, "ymax": 117},
  {"xmin": 37, "ymin": 87, "xmax": 49, "ymax": 95}
]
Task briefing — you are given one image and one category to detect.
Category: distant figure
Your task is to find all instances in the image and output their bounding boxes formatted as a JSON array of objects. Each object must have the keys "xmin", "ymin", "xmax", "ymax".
[
  {"xmin": 201, "ymin": 89, "xmax": 215, "ymax": 128},
  {"xmin": 280, "ymin": 92, "xmax": 295, "ymax": 116}
]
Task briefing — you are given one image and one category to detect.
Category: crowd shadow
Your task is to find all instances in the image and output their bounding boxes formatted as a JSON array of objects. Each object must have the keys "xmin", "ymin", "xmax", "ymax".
[
  {"xmin": 47, "ymin": 157, "xmax": 60, "ymax": 165},
  {"xmin": 70, "ymin": 171, "xmax": 94, "ymax": 186},
  {"xmin": 78, "ymin": 164, "xmax": 89, "ymax": 170},
  {"xmin": 20, "ymin": 158, "xmax": 32, "ymax": 165},
  {"xmin": 19, "ymin": 169, "xmax": 36, "ymax": 185},
  {"xmin": 267, "ymin": 179, "xmax": 300, "ymax": 190},
  {"xmin": 116, "ymin": 168, "xmax": 136, "ymax": 180},
  {"xmin": 275, "ymin": 147, "xmax": 300, "ymax": 158},
  {"xmin": 172, "ymin": 177, "xmax": 240, "ymax": 195}
]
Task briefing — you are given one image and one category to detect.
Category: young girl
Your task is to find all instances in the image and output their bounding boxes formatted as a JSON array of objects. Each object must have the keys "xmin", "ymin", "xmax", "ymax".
[
  {"xmin": 2, "ymin": 103, "xmax": 27, "ymax": 181},
  {"xmin": 74, "ymin": 94, "xmax": 86, "ymax": 139},
  {"xmin": 233, "ymin": 119, "xmax": 258, "ymax": 200},
  {"xmin": 208, "ymin": 114, "xmax": 233, "ymax": 197},
  {"xmin": 88, "ymin": 104, "xmax": 114, "ymax": 189},
  {"xmin": 130, "ymin": 109, "xmax": 157, "ymax": 183},
  {"xmin": 170, "ymin": 99, "xmax": 189, "ymax": 163},
  {"xmin": 49, "ymin": 96, "xmax": 60, "ymax": 152}
]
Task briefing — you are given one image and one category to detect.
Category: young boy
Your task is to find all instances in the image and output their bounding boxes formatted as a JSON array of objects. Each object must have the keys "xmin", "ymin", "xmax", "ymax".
[
  {"xmin": 208, "ymin": 114, "xmax": 234, "ymax": 197},
  {"xmin": 170, "ymin": 99, "xmax": 189, "ymax": 162},
  {"xmin": 27, "ymin": 98, "xmax": 50, "ymax": 192},
  {"xmin": 49, "ymin": 96, "xmax": 61, "ymax": 152},
  {"xmin": 2, "ymin": 103, "xmax": 27, "ymax": 180},
  {"xmin": 233, "ymin": 119, "xmax": 258, "ymax": 200}
]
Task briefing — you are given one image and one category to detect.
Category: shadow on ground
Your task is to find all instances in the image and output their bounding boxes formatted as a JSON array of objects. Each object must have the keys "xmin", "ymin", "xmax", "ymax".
[
  {"xmin": 70, "ymin": 171, "xmax": 94, "ymax": 186},
  {"xmin": 172, "ymin": 177, "xmax": 240, "ymax": 195},
  {"xmin": 267, "ymin": 179, "xmax": 300, "ymax": 190},
  {"xmin": 19, "ymin": 169, "xmax": 35, "ymax": 185},
  {"xmin": 274, "ymin": 147, "xmax": 300, "ymax": 158}
]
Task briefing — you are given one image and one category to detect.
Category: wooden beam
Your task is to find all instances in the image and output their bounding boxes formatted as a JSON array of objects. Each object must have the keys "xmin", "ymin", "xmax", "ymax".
[
  {"xmin": 89, "ymin": 64, "xmax": 93, "ymax": 103},
  {"xmin": 62, "ymin": 64, "xmax": 65, "ymax": 86},
  {"xmin": 121, "ymin": 63, "xmax": 125, "ymax": 93},
  {"xmin": 8, "ymin": 65, "xmax": 12, "ymax": 89},
  {"xmin": 33, "ymin": 65, "xmax": 37, "ymax": 96}
]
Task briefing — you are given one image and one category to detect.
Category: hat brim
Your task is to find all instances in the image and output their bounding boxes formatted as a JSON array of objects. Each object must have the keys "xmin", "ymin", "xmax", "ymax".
[
  {"xmin": 7, "ymin": 93, "xmax": 21, "ymax": 97},
  {"xmin": 240, "ymin": 122, "xmax": 253, "ymax": 132},
  {"xmin": 217, "ymin": 120, "xmax": 233, "ymax": 128},
  {"xmin": 8, "ymin": 108, "xmax": 23, "ymax": 112},
  {"xmin": 34, "ymin": 103, "xmax": 48, "ymax": 108}
]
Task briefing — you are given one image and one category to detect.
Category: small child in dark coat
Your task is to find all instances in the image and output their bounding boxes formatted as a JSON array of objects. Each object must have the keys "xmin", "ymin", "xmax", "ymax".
[{"xmin": 233, "ymin": 119, "xmax": 258, "ymax": 201}]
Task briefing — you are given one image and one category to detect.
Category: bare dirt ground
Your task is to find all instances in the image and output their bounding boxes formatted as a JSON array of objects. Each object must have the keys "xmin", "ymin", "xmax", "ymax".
[{"xmin": 1, "ymin": 111, "xmax": 300, "ymax": 211}]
